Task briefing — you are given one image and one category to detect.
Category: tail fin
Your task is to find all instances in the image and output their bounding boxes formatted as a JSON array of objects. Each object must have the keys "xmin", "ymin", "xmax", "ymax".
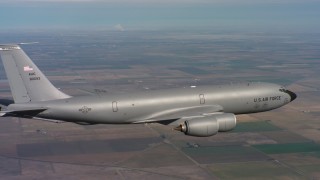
[{"xmin": 0, "ymin": 44, "xmax": 70, "ymax": 103}]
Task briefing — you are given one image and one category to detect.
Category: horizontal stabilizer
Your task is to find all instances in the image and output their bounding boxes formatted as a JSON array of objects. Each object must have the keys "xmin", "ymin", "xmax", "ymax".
[
  {"xmin": 0, "ymin": 108, "xmax": 47, "ymax": 117},
  {"xmin": 32, "ymin": 117, "xmax": 65, "ymax": 123},
  {"xmin": 0, "ymin": 99, "xmax": 14, "ymax": 106}
]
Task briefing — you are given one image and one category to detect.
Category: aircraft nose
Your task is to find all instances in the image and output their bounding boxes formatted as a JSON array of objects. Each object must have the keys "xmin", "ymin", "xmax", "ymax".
[{"xmin": 286, "ymin": 90, "xmax": 297, "ymax": 102}]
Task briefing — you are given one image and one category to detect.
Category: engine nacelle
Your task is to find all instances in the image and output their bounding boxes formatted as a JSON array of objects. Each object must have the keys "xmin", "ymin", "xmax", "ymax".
[{"xmin": 174, "ymin": 113, "xmax": 237, "ymax": 137}]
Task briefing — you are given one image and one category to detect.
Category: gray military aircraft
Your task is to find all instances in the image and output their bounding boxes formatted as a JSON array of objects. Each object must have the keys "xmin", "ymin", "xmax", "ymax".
[{"xmin": 0, "ymin": 44, "xmax": 296, "ymax": 137}]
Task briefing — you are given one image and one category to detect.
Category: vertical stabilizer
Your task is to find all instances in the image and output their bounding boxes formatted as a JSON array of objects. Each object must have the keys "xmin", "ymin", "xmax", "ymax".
[{"xmin": 0, "ymin": 45, "xmax": 70, "ymax": 103}]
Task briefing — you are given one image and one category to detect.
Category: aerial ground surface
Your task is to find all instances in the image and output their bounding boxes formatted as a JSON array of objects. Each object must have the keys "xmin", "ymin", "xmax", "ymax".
[{"xmin": 0, "ymin": 30, "xmax": 319, "ymax": 179}]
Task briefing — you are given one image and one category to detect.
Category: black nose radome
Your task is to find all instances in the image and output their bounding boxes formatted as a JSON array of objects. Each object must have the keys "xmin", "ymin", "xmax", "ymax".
[{"xmin": 285, "ymin": 90, "xmax": 297, "ymax": 101}]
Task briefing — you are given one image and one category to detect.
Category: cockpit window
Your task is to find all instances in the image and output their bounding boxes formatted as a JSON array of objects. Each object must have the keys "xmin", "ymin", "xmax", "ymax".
[{"xmin": 279, "ymin": 88, "xmax": 286, "ymax": 92}]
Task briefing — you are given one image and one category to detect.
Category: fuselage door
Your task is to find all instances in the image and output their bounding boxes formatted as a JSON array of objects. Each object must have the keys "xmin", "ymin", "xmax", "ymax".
[
  {"xmin": 199, "ymin": 94, "xmax": 205, "ymax": 104},
  {"xmin": 112, "ymin": 101, "xmax": 118, "ymax": 112}
]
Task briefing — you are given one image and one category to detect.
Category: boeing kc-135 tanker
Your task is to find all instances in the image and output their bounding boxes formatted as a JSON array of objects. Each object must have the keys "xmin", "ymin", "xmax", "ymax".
[{"xmin": 0, "ymin": 44, "xmax": 296, "ymax": 137}]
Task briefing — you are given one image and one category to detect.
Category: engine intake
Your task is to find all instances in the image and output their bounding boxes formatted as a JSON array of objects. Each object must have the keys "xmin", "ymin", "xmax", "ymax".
[{"xmin": 174, "ymin": 113, "xmax": 236, "ymax": 137}]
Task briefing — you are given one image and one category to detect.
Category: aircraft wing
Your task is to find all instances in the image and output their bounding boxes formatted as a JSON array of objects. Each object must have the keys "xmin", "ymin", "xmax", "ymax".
[
  {"xmin": 76, "ymin": 88, "xmax": 108, "ymax": 96},
  {"xmin": 0, "ymin": 108, "xmax": 47, "ymax": 117},
  {"xmin": 133, "ymin": 105, "xmax": 223, "ymax": 124}
]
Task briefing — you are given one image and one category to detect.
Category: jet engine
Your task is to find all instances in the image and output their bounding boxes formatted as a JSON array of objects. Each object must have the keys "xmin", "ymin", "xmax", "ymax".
[{"xmin": 174, "ymin": 113, "xmax": 236, "ymax": 137}]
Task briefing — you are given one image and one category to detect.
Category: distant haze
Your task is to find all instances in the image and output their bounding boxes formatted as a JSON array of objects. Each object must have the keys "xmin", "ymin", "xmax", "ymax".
[{"xmin": 0, "ymin": 0, "xmax": 319, "ymax": 32}]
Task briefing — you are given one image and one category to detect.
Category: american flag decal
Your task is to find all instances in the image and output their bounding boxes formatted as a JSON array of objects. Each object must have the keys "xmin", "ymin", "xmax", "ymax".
[{"xmin": 23, "ymin": 66, "xmax": 33, "ymax": 71}]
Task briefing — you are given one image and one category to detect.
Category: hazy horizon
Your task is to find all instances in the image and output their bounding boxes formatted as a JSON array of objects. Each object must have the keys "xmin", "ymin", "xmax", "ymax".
[{"xmin": 0, "ymin": 1, "xmax": 319, "ymax": 33}]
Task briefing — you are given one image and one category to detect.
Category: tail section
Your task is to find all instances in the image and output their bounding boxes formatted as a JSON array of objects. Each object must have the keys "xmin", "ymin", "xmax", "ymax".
[{"xmin": 0, "ymin": 44, "xmax": 70, "ymax": 103}]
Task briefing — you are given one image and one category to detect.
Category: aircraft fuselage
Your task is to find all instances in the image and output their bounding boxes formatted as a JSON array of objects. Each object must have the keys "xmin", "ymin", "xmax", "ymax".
[{"xmin": 8, "ymin": 82, "xmax": 294, "ymax": 124}]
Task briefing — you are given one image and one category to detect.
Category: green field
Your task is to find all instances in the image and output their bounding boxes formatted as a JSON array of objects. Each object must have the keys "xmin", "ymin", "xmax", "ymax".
[
  {"xmin": 170, "ymin": 67, "xmax": 210, "ymax": 75},
  {"xmin": 253, "ymin": 142, "xmax": 320, "ymax": 154},
  {"xmin": 233, "ymin": 121, "xmax": 282, "ymax": 132},
  {"xmin": 209, "ymin": 161, "xmax": 307, "ymax": 180},
  {"xmin": 261, "ymin": 131, "xmax": 310, "ymax": 143},
  {"xmin": 182, "ymin": 145, "xmax": 267, "ymax": 163}
]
